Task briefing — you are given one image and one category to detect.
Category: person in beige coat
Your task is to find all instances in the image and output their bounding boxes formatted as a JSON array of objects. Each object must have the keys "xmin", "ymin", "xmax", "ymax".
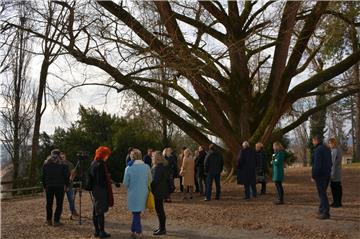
[{"xmin": 180, "ymin": 148, "xmax": 195, "ymax": 199}]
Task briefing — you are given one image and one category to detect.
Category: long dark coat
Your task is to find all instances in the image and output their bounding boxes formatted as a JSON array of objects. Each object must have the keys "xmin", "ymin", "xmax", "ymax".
[
  {"xmin": 195, "ymin": 150, "xmax": 207, "ymax": 177},
  {"xmin": 151, "ymin": 163, "xmax": 170, "ymax": 199},
  {"xmin": 89, "ymin": 160, "xmax": 109, "ymax": 215},
  {"xmin": 237, "ymin": 148, "xmax": 256, "ymax": 185}
]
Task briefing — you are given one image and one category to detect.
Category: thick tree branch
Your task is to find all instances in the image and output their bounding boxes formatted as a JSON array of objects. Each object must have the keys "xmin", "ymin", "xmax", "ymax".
[
  {"xmin": 70, "ymin": 51, "xmax": 214, "ymax": 147},
  {"xmin": 282, "ymin": 1, "xmax": 329, "ymax": 84},
  {"xmin": 265, "ymin": 1, "xmax": 301, "ymax": 98},
  {"xmin": 250, "ymin": 54, "xmax": 271, "ymax": 80},
  {"xmin": 295, "ymin": 39, "xmax": 325, "ymax": 75},
  {"xmin": 143, "ymin": 86, "xmax": 212, "ymax": 132},
  {"xmin": 272, "ymin": 88, "xmax": 360, "ymax": 140},
  {"xmin": 243, "ymin": 1, "xmax": 276, "ymax": 31},
  {"xmin": 131, "ymin": 76, "xmax": 208, "ymax": 117},
  {"xmin": 173, "ymin": 12, "xmax": 227, "ymax": 43},
  {"xmin": 325, "ymin": 10, "xmax": 360, "ymax": 27},
  {"xmin": 96, "ymin": 1, "xmax": 166, "ymax": 53},
  {"xmin": 288, "ymin": 50, "xmax": 360, "ymax": 103},
  {"xmin": 199, "ymin": 1, "xmax": 230, "ymax": 27}
]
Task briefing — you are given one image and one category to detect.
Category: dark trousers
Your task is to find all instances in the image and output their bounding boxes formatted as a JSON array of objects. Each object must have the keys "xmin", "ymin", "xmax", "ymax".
[
  {"xmin": 244, "ymin": 184, "xmax": 257, "ymax": 199},
  {"xmin": 93, "ymin": 207, "xmax": 105, "ymax": 233},
  {"xmin": 197, "ymin": 173, "xmax": 206, "ymax": 195},
  {"xmin": 131, "ymin": 212, "xmax": 142, "ymax": 233},
  {"xmin": 330, "ymin": 181, "xmax": 342, "ymax": 206},
  {"xmin": 315, "ymin": 177, "xmax": 330, "ymax": 216},
  {"xmin": 46, "ymin": 186, "xmax": 65, "ymax": 222},
  {"xmin": 259, "ymin": 181, "xmax": 266, "ymax": 194},
  {"xmin": 154, "ymin": 198, "xmax": 166, "ymax": 230},
  {"xmin": 194, "ymin": 171, "xmax": 199, "ymax": 192},
  {"xmin": 206, "ymin": 174, "xmax": 221, "ymax": 200},
  {"xmin": 274, "ymin": 181, "xmax": 284, "ymax": 202},
  {"xmin": 179, "ymin": 177, "xmax": 184, "ymax": 192}
]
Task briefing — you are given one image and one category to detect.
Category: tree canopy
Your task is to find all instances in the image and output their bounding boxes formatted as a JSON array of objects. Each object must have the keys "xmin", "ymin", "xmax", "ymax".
[{"xmin": 2, "ymin": 1, "xmax": 360, "ymax": 175}]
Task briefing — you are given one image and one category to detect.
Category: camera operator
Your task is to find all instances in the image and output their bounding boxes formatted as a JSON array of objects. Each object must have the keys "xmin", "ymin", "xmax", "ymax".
[
  {"xmin": 42, "ymin": 149, "xmax": 69, "ymax": 227},
  {"xmin": 60, "ymin": 152, "xmax": 79, "ymax": 219},
  {"xmin": 88, "ymin": 146, "xmax": 113, "ymax": 238}
]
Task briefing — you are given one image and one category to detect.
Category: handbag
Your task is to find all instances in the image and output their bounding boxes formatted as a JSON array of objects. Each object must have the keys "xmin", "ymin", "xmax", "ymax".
[{"xmin": 146, "ymin": 187, "xmax": 155, "ymax": 210}]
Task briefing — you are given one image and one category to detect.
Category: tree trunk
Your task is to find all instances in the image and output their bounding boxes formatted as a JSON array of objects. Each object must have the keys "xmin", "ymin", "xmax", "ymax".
[
  {"xmin": 350, "ymin": 24, "xmax": 360, "ymax": 161},
  {"xmin": 30, "ymin": 58, "xmax": 50, "ymax": 184},
  {"xmin": 161, "ymin": 83, "xmax": 169, "ymax": 147}
]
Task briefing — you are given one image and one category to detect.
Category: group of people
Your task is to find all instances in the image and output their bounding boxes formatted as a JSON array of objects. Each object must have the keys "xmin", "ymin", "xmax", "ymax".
[
  {"xmin": 122, "ymin": 144, "xmax": 224, "ymax": 237},
  {"xmin": 236, "ymin": 135, "xmax": 343, "ymax": 220},
  {"xmin": 236, "ymin": 141, "xmax": 286, "ymax": 205},
  {"xmin": 42, "ymin": 147, "xmax": 113, "ymax": 237},
  {"xmin": 42, "ymin": 135, "xmax": 343, "ymax": 238},
  {"xmin": 311, "ymin": 136, "xmax": 343, "ymax": 219},
  {"xmin": 207, "ymin": 136, "xmax": 342, "ymax": 219}
]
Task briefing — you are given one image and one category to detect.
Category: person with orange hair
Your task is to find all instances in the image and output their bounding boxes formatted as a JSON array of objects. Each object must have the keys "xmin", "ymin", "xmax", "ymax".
[{"xmin": 89, "ymin": 146, "xmax": 113, "ymax": 238}]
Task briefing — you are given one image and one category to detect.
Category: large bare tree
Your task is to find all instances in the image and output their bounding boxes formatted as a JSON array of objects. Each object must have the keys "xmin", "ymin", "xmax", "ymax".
[{"xmin": 4, "ymin": 1, "xmax": 360, "ymax": 176}]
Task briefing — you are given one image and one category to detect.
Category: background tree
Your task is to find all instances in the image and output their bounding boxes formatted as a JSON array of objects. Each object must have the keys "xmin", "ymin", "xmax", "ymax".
[
  {"xmin": 46, "ymin": 105, "xmax": 193, "ymax": 182},
  {"xmin": 0, "ymin": 1, "xmax": 35, "ymax": 186},
  {"xmin": 318, "ymin": 1, "xmax": 360, "ymax": 161}
]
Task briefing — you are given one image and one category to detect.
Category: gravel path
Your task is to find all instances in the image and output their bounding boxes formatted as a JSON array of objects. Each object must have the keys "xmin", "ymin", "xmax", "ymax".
[{"xmin": 1, "ymin": 166, "xmax": 359, "ymax": 239}]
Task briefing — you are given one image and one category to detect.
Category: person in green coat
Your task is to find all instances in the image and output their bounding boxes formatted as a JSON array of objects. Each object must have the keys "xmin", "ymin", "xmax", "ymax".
[{"xmin": 271, "ymin": 142, "xmax": 285, "ymax": 205}]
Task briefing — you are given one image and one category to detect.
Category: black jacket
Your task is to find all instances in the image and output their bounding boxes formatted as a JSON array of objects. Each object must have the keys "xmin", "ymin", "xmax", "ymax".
[
  {"xmin": 237, "ymin": 148, "xmax": 256, "ymax": 185},
  {"xmin": 165, "ymin": 155, "xmax": 178, "ymax": 178},
  {"xmin": 255, "ymin": 150, "xmax": 267, "ymax": 174},
  {"xmin": 151, "ymin": 163, "xmax": 170, "ymax": 199},
  {"xmin": 42, "ymin": 156, "xmax": 69, "ymax": 188},
  {"xmin": 143, "ymin": 154, "xmax": 152, "ymax": 168},
  {"xmin": 195, "ymin": 150, "xmax": 207, "ymax": 177},
  {"xmin": 89, "ymin": 160, "xmax": 109, "ymax": 214},
  {"xmin": 204, "ymin": 149, "xmax": 224, "ymax": 175},
  {"xmin": 312, "ymin": 143, "xmax": 332, "ymax": 179}
]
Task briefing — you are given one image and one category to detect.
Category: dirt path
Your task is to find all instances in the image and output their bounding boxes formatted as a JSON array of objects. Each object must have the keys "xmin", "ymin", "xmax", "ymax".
[{"xmin": 1, "ymin": 166, "xmax": 359, "ymax": 239}]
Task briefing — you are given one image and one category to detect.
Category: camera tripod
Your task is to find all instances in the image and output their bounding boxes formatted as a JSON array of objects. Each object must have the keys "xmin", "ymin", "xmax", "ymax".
[{"xmin": 72, "ymin": 159, "xmax": 93, "ymax": 225}]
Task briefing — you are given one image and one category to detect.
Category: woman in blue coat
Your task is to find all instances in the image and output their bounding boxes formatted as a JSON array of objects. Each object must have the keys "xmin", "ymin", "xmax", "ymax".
[
  {"xmin": 272, "ymin": 142, "xmax": 285, "ymax": 205},
  {"xmin": 123, "ymin": 148, "xmax": 151, "ymax": 238}
]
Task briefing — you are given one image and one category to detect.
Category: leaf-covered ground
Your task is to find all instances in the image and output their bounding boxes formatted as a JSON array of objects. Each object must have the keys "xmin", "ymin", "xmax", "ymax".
[{"xmin": 1, "ymin": 166, "xmax": 359, "ymax": 239}]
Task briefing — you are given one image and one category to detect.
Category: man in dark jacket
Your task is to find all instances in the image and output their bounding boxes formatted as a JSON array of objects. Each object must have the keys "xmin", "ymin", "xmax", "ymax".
[
  {"xmin": 143, "ymin": 148, "xmax": 153, "ymax": 168},
  {"xmin": 237, "ymin": 141, "xmax": 257, "ymax": 200},
  {"xmin": 195, "ymin": 146, "xmax": 207, "ymax": 195},
  {"xmin": 164, "ymin": 147, "xmax": 177, "ymax": 202},
  {"xmin": 204, "ymin": 144, "xmax": 224, "ymax": 201},
  {"xmin": 312, "ymin": 135, "xmax": 332, "ymax": 220},
  {"xmin": 42, "ymin": 149, "xmax": 69, "ymax": 226}
]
